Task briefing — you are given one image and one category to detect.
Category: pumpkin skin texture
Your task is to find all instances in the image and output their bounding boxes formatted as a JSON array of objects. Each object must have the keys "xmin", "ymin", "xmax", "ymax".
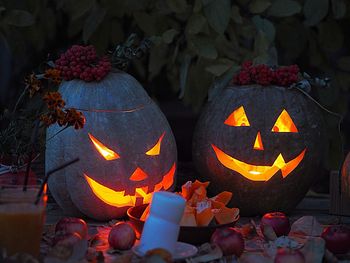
[
  {"xmin": 192, "ymin": 85, "xmax": 325, "ymax": 216},
  {"xmin": 46, "ymin": 72, "xmax": 177, "ymax": 221}
]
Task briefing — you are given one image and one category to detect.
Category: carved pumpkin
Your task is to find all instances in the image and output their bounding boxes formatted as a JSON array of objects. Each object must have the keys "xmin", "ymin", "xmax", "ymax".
[
  {"xmin": 193, "ymin": 85, "xmax": 324, "ymax": 215},
  {"xmin": 46, "ymin": 71, "xmax": 177, "ymax": 220}
]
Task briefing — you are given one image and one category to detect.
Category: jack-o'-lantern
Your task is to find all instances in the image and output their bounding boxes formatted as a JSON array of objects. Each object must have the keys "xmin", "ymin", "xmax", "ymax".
[
  {"xmin": 46, "ymin": 71, "xmax": 177, "ymax": 220},
  {"xmin": 193, "ymin": 84, "xmax": 325, "ymax": 215}
]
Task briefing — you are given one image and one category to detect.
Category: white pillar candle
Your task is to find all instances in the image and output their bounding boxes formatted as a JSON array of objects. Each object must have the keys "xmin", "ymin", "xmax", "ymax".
[{"xmin": 138, "ymin": 191, "xmax": 186, "ymax": 256}]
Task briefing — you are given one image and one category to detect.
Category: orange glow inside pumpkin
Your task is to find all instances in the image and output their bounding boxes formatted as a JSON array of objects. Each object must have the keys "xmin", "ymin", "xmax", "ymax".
[
  {"xmin": 88, "ymin": 133, "xmax": 120, "ymax": 160},
  {"xmin": 84, "ymin": 163, "xmax": 176, "ymax": 207},
  {"xmin": 224, "ymin": 106, "xmax": 250, "ymax": 127},
  {"xmin": 146, "ymin": 133, "xmax": 165, "ymax": 156},
  {"xmin": 272, "ymin": 109, "xmax": 298, "ymax": 133},
  {"xmin": 212, "ymin": 144, "xmax": 306, "ymax": 181},
  {"xmin": 253, "ymin": 132, "xmax": 264, "ymax": 150}
]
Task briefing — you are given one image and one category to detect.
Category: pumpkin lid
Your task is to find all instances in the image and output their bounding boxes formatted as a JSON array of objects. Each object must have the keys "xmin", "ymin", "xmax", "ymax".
[{"xmin": 58, "ymin": 71, "xmax": 152, "ymax": 112}]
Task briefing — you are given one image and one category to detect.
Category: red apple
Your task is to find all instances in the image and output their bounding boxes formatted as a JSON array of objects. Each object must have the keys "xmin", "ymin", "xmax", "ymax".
[
  {"xmin": 321, "ymin": 225, "xmax": 350, "ymax": 254},
  {"xmin": 53, "ymin": 232, "xmax": 82, "ymax": 246},
  {"xmin": 108, "ymin": 222, "xmax": 136, "ymax": 250},
  {"xmin": 55, "ymin": 217, "xmax": 88, "ymax": 239},
  {"xmin": 210, "ymin": 227, "xmax": 245, "ymax": 257},
  {"xmin": 274, "ymin": 248, "xmax": 305, "ymax": 263},
  {"xmin": 261, "ymin": 212, "xmax": 290, "ymax": 237}
]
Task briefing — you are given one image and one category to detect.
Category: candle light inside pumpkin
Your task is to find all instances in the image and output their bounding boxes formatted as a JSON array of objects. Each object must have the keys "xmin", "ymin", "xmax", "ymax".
[{"xmin": 138, "ymin": 191, "xmax": 186, "ymax": 256}]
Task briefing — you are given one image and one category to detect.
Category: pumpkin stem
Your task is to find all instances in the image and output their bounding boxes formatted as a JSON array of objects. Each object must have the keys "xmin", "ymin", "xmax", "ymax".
[{"xmin": 110, "ymin": 33, "xmax": 152, "ymax": 71}]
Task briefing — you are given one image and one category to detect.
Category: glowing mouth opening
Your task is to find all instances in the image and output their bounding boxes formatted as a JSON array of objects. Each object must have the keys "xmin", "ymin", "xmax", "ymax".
[
  {"xmin": 84, "ymin": 163, "xmax": 176, "ymax": 207},
  {"xmin": 211, "ymin": 144, "xmax": 306, "ymax": 182}
]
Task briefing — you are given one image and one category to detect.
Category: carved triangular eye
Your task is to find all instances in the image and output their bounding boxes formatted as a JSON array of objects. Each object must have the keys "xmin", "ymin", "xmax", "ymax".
[
  {"xmin": 146, "ymin": 133, "xmax": 165, "ymax": 156},
  {"xmin": 271, "ymin": 109, "xmax": 298, "ymax": 133},
  {"xmin": 224, "ymin": 106, "xmax": 250, "ymax": 127},
  {"xmin": 88, "ymin": 133, "xmax": 120, "ymax": 160}
]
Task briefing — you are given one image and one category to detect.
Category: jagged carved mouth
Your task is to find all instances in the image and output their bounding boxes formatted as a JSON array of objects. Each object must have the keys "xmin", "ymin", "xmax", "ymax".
[
  {"xmin": 84, "ymin": 163, "xmax": 176, "ymax": 207},
  {"xmin": 212, "ymin": 144, "xmax": 306, "ymax": 182}
]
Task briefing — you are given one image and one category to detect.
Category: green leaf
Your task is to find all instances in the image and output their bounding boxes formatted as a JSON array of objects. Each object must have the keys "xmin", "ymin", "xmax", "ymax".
[
  {"xmin": 254, "ymin": 31, "xmax": 269, "ymax": 59},
  {"xmin": 205, "ymin": 58, "xmax": 233, "ymax": 76},
  {"xmin": 190, "ymin": 35, "xmax": 218, "ymax": 59},
  {"xmin": 337, "ymin": 56, "xmax": 350, "ymax": 72},
  {"xmin": 0, "ymin": 6, "xmax": 5, "ymax": 14},
  {"xmin": 331, "ymin": 0, "xmax": 346, "ymax": 19},
  {"xmin": 83, "ymin": 5, "xmax": 106, "ymax": 42},
  {"xmin": 162, "ymin": 28, "xmax": 179, "ymax": 44},
  {"xmin": 252, "ymin": 15, "xmax": 275, "ymax": 43},
  {"xmin": 249, "ymin": 0, "xmax": 271, "ymax": 14},
  {"xmin": 186, "ymin": 13, "xmax": 206, "ymax": 34},
  {"xmin": 166, "ymin": 0, "xmax": 188, "ymax": 13},
  {"xmin": 4, "ymin": 10, "xmax": 35, "ymax": 27},
  {"xmin": 318, "ymin": 20, "xmax": 343, "ymax": 51},
  {"xmin": 193, "ymin": 0, "xmax": 202, "ymax": 12},
  {"xmin": 178, "ymin": 54, "xmax": 192, "ymax": 99},
  {"xmin": 267, "ymin": 0, "xmax": 301, "ymax": 17},
  {"xmin": 231, "ymin": 5, "xmax": 243, "ymax": 24},
  {"xmin": 64, "ymin": 0, "xmax": 95, "ymax": 20},
  {"xmin": 202, "ymin": 0, "xmax": 230, "ymax": 34},
  {"xmin": 303, "ymin": 0, "xmax": 329, "ymax": 26}
]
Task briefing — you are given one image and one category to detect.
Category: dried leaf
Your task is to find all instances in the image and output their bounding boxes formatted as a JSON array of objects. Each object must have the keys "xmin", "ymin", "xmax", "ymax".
[
  {"xmin": 290, "ymin": 216, "xmax": 323, "ymax": 237},
  {"xmin": 240, "ymin": 223, "xmax": 258, "ymax": 239},
  {"xmin": 202, "ymin": 0, "xmax": 231, "ymax": 34},
  {"xmin": 303, "ymin": 0, "xmax": 329, "ymax": 26},
  {"xmin": 267, "ymin": 0, "xmax": 301, "ymax": 17},
  {"xmin": 300, "ymin": 237, "xmax": 325, "ymax": 263},
  {"xmin": 249, "ymin": 0, "xmax": 271, "ymax": 14}
]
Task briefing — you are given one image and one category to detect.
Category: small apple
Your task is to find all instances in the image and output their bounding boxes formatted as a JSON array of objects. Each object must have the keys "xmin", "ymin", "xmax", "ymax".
[
  {"xmin": 53, "ymin": 232, "xmax": 82, "ymax": 246},
  {"xmin": 321, "ymin": 225, "xmax": 350, "ymax": 254},
  {"xmin": 108, "ymin": 222, "xmax": 136, "ymax": 250},
  {"xmin": 210, "ymin": 227, "xmax": 245, "ymax": 257},
  {"xmin": 274, "ymin": 248, "xmax": 305, "ymax": 263},
  {"xmin": 261, "ymin": 212, "xmax": 290, "ymax": 237},
  {"xmin": 55, "ymin": 217, "xmax": 88, "ymax": 239}
]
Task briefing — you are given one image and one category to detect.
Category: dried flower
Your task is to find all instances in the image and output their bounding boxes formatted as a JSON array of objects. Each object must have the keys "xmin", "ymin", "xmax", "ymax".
[
  {"xmin": 44, "ymin": 68, "xmax": 62, "ymax": 85},
  {"xmin": 42, "ymin": 92, "xmax": 65, "ymax": 110},
  {"xmin": 65, "ymin": 108, "xmax": 85, "ymax": 129},
  {"xmin": 24, "ymin": 73, "xmax": 42, "ymax": 97}
]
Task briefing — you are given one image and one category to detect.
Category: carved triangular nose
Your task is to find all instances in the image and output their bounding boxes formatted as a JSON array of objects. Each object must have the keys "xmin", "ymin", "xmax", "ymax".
[
  {"xmin": 129, "ymin": 167, "xmax": 148, "ymax": 181},
  {"xmin": 253, "ymin": 132, "xmax": 264, "ymax": 151}
]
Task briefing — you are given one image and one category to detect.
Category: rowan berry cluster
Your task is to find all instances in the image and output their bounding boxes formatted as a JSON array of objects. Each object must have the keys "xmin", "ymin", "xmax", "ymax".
[
  {"xmin": 233, "ymin": 61, "xmax": 300, "ymax": 86},
  {"xmin": 55, "ymin": 45, "xmax": 111, "ymax": 82}
]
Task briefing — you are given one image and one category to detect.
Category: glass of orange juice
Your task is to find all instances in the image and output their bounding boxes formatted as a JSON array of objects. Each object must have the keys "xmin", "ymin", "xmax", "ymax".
[{"xmin": 0, "ymin": 182, "xmax": 47, "ymax": 258}]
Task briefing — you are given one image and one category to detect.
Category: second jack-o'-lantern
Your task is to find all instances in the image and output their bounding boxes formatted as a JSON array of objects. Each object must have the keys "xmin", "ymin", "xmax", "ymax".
[
  {"xmin": 46, "ymin": 71, "xmax": 177, "ymax": 220},
  {"xmin": 193, "ymin": 84, "xmax": 325, "ymax": 215}
]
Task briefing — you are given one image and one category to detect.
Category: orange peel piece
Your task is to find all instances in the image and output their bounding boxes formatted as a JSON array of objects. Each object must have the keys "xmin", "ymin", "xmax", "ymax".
[
  {"xmin": 196, "ymin": 200, "xmax": 214, "ymax": 226},
  {"xmin": 214, "ymin": 206, "xmax": 240, "ymax": 225},
  {"xmin": 180, "ymin": 205, "xmax": 197, "ymax": 226},
  {"xmin": 210, "ymin": 191, "xmax": 232, "ymax": 206}
]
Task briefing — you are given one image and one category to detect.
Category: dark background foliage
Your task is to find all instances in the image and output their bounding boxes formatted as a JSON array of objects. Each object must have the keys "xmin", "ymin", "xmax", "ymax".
[{"xmin": 0, "ymin": 0, "xmax": 349, "ymax": 177}]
